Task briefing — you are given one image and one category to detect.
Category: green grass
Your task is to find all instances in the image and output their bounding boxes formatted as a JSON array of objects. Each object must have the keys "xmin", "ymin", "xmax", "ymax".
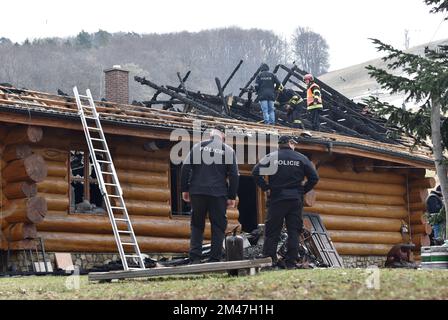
[{"xmin": 0, "ymin": 269, "xmax": 447, "ymax": 300}]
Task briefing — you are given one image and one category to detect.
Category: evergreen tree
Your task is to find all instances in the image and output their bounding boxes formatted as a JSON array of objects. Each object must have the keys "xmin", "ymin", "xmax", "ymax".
[{"xmin": 364, "ymin": 0, "xmax": 448, "ymax": 240}]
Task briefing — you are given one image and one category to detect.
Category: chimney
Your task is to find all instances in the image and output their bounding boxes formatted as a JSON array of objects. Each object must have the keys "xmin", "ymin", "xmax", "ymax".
[{"xmin": 104, "ymin": 65, "xmax": 129, "ymax": 104}]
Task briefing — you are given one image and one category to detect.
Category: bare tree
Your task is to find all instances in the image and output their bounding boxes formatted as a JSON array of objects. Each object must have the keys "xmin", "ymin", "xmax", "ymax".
[{"xmin": 291, "ymin": 27, "xmax": 330, "ymax": 76}]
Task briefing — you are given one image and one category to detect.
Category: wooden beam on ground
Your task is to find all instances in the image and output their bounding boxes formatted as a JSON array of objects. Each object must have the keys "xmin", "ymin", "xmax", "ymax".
[{"xmin": 88, "ymin": 258, "xmax": 272, "ymax": 282}]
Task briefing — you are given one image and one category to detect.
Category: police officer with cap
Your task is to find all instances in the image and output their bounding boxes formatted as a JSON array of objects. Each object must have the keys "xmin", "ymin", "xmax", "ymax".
[
  {"xmin": 181, "ymin": 125, "xmax": 239, "ymax": 264},
  {"xmin": 252, "ymin": 135, "xmax": 319, "ymax": 268}
]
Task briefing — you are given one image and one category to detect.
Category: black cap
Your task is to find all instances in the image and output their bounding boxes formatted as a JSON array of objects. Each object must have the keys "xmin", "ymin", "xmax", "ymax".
[
  {"xmin": 436, "ymin": 185, "xmax": 442, "ymax": 193},
  {"xmin": 214, "ymin": 125, "xmax": 226, "ymax": 133},
  {"xmin": 278, "ymin": 135, "xmax": 299, "ymax": 145}
]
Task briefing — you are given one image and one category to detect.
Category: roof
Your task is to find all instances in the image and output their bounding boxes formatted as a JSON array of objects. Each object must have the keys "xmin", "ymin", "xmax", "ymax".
[{"xmin": 0, "ymin": 84, "xmax": 434, "ymax": 168}]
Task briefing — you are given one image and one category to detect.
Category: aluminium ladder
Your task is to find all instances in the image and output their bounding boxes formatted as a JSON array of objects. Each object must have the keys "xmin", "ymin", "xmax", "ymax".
[{"xmin": 73, "ymin": 87, "xmax": 145, "ymax": 271}]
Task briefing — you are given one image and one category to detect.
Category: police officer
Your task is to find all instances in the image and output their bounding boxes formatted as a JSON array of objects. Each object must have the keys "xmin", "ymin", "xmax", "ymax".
[
  {"xmin": 255, "ymin": 63, "xmax": 281, "ymax": 125},
  {"xmin": 180, "ymin": 125, "xmax": 239, "ymax": 264},
  {"xmin": 252, "ymin": 135, "xmax": 319, "ymax": 269}
]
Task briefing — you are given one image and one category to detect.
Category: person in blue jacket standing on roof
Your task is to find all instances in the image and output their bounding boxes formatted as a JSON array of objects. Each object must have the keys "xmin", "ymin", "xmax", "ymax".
[{"xmin": 255, "ymin": 63, "xmax": 281, "ymax": 125}]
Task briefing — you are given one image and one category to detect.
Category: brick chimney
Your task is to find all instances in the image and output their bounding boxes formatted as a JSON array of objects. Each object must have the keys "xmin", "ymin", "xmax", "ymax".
[{"xmin": 104, "ymin": 65, "xmax": 129, "ymax": 104}]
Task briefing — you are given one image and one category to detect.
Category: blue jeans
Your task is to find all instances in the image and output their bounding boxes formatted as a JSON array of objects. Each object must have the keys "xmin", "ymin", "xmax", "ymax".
[{"xmin": 260, "ymin": 100, "xmax": 275, "ymax": 125}]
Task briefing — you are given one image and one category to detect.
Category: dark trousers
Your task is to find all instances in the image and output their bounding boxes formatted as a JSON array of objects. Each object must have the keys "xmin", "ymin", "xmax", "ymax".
[
  {"xmin": 263, "ymin": 198, "xmax": 303, "ymax": 266},
  {"xmin": 190, "ymin": 195, "xmax": 228, "ymax": 261},
  {"xmin": 309, "ymin": 108, "xmax": 321, "ymax": 131}
]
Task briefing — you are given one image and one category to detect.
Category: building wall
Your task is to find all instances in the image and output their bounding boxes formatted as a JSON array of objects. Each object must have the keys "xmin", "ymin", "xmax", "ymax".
[{"xmin": 0, "ymin": 125, "xmax": 432, "ymax": 264}]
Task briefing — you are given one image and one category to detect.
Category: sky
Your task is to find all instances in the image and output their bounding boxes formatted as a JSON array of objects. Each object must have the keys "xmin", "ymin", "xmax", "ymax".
[{"xmin": 1, "ymin": 0, "xmax": 447, "ymax": 71}]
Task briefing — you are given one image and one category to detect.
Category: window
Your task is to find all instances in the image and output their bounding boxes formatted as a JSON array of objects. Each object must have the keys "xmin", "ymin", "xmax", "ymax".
[
  {"xmin": 170, "ymin": 163, "xmax": 191, "ymax": 216},
  {"xmin": 69, "ymin": 150, "xmax": 107, "ymax": 214}
]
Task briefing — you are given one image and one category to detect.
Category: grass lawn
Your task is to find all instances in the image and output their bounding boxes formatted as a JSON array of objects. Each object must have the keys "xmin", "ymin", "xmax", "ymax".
[{"xmin": 0, "ymin": 268, "xmax": 447, "ymax": 300}]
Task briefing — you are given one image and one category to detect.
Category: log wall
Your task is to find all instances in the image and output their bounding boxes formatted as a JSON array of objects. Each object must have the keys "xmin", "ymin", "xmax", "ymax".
[
  {"xmin": 27, "ymin": 133, "xmax": 241, "ymax": 252},
  {"xmin": 0, "ymin": 125, "xmax": 48, "ymax": 250},
  {"xmin": 305, "ymin": 165, "xmax": 412, "ymax": 256},
  {"xmin": 2, "ymin": 127, "xmax": 430, "ymax": 258}
]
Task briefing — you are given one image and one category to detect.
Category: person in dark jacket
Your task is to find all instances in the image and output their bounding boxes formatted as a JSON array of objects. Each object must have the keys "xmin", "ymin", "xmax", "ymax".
[
  {"xmin": 276, "ymin": 88, "xmax": 305, "ymax": 129},
  {"xmin": 252, "ymin": 135, "xmax": 319, "ymax": 269},
  {"xmin": 255, "ymin": 63, "xmax": 281, "ymax": 125},
  {"xmin": 426, "ymin": 185, "xmax": 444, "ymax": 242},
  {"xmin": 180, "ymin": 125, "xmax": 239, "ymax": 264}
]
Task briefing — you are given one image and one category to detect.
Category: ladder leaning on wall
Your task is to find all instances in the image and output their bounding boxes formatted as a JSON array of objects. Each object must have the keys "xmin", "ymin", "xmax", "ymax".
[{"xmin": 73, "ymin": 87, "xmax": 145, "ymax": 271}]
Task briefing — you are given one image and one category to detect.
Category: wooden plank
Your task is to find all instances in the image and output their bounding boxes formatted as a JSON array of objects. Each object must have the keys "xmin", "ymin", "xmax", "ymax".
[{"xmin": 88, "ymin": 258, "xmax": 272, "ymax": 281}]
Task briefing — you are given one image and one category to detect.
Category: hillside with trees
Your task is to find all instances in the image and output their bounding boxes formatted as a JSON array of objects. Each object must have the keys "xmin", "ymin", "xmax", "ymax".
[{"xmin": 0, "ymin": 27, "xmax": 329, "ymax": 102}]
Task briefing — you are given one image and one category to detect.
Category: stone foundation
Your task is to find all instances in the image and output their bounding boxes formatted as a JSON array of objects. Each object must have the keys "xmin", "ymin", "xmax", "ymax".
[
  {"xmin": 1, "ymin": 251, "xmax": 388, "ymax": 273},
  {"xmin": 341, "ymin": 255, "xmax": 387, "ymax": 268},
  {"xmin": 0, "ymin": 251, "xmax": 186, "ymax": 273}
]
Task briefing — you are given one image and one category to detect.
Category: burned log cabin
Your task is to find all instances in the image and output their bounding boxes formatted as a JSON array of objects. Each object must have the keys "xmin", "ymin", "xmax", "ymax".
[{"xmin": 0, "ymin": 69, "xmax": 435, "ymax": 269}]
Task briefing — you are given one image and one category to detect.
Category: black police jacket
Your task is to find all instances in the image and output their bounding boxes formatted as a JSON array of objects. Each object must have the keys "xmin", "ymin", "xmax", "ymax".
[
  {"xmin": 180, "ymin": 136, "xmax": 239, "ymax": 199},
  {"xmin": 255, "ymin": 71, "xmax": 281, "ymax": 101},
  {"xmin": 252, "ymin": 147, "xmax": 319, "ymax": 203}
]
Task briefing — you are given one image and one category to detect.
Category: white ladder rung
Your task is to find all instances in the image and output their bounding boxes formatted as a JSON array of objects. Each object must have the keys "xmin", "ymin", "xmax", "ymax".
[
  {"xmin": 87, "ymin": 127, "xmax": 101, "ymax": 131},
  {"xmin": 114, "ymin": 219, "xmax": 129, "ymax": 222},
  {"xmin": 93, "ymin": 149, "xmax": 107, "ymax": 152},
  {"xmin": 111, "ymin": 206, "xmax": 125, "ymax": 210},
  {"xmin": 108, "ymin": 195, "xmax": 121, "ymax": 198},
  {"xmin": 97, "ymin": 160, "xmax": 111, "ymax": 163},
  {"xmin": 101, "ymin": 172, "xmax": 113, "ymax": 175},
  {"xmin": 125, "ymin": 255, "xmax": 140, "ymax": 258},
  {"xmin": 91, "ymin": 138, "xmax": 105, "ymax": 142},
  {"xmin": 104, "ymin": 183, "xmax": 117, "ymax": 186},
  {"xmin": 122, "ymin": 243, "xmax": 136, "ymax": 246}
]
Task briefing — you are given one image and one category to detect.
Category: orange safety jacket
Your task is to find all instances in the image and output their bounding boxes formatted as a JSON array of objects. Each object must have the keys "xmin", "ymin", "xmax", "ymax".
[{"xmin": 307, "ymin": 83, "xmax": 323, "ymax": 110}]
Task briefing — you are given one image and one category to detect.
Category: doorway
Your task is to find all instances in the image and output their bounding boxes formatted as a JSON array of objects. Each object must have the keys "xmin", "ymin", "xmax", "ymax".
[{"xmin": 237, "ymin": 175, "xmax": 258, "ymax": 233}]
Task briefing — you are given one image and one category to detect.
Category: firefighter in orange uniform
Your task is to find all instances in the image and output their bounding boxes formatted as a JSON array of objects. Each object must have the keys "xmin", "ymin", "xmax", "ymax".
[{"xmin": 304, "ymin": 74, "xmax": 323, "ymax": 131}]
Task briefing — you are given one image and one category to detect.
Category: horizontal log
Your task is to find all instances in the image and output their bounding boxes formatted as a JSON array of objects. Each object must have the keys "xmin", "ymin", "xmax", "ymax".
[
  {"xmin": 409, "ymin": 202, "xmax": 426, "ymax": 211},
  {"xmin": 334, "ymin": 242, "xmax": 393, "ymax": 256},
  {"xmin": 5, "ymin": 126, "xmax": 43, "ymax": 145},
  {"xmin": 117, "ymin": 200, "xmax": 170, "ymax": 217},
  {"xmin": 114, "ymin": 156, "xmax": 169, "ymax": 172},
  {"xmin": 3, "ymin": 196, "xmax": 47, "ymax": 224},
  {"xmin": 117, "ymin": 170, "xmax": 168, "ymax": 187},
  {"xmin": 315, "ymin": 178, "xmax": 406, "ymax": 196},
  {"xmin": 411, "ymin": 224, "xmax": 432, "ymax": 235},
  {"xmin": 2, "ymin": 223, "xmax": 37, "ymax": 241},
  {"xmin": 329, "ymin": 230, "xmax": 404, "ymax": 245},
  {"xmin": 411, "ymin": 234, "xmax": 430, "ymax": 247},
  {"xmin": 319, "ymin": 214, "xmax": 402, "ymax": 232},
  {"xmin": 408, "ymin": 189, "xmax": 429, "ymax": 203},
  {"xmin": 35, "ymin": 134, "xmax": 71, "ymax": 149},
  {"xmin": 3, "ymin": 182, "xmax": 37, "ymax": 199},
  {"xmin": 2, "ymin": 144, "xmax": 32, "ymax": 162},
  {"xmin": 3, "ymin": 154, "xmax": 48, "ymax": 183},
  {"xmin": 38, "ymin": 232, "xmax": 190, "ymax": 253},
  {"xmin": 410, "ymin": 211, "xmax": 427, "ymax": 225},
  {"xmin": 306, "ymin": 202, "xmax": 408, "ymax": 219},
  {"xmin": 315, "ymin": 190, "xmax": 405, "ymax": 206},
  {"xmin": 318, "ymin": 165, "xmax": 405, "ymax": 184},
  {"xmin": 37, "ymin": 177, "xmax": 68, "ymax": 195},
  {"xmin": 47, "ymin": 161, "xmax": 67, "ymax": 178},
  {"xmin": 0, "ymin": 239, "xmax": 38, "ymax": 251},
  {"xmin": 38, "ymin": 193, "xmax": 68, "ymax": 212},
  {"xmin": 122, "ymin": 184, "xmax": 170, "ymax": 202},
  {"xmin": 33, "ymin": 147, "xmax": 68, "ymax": 162},
  {"xmin": 409, "ymin": 177, "xmax": 436, "ymax": 189},
  {"xmin": 114, "ymin": 143, "xmax": 170, "ymax": 159}
]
